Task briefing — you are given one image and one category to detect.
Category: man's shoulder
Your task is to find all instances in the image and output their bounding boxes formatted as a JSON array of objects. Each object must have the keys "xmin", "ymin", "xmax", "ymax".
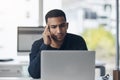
[
  {"xmin": 32, "ymin": 38, "xmax": 43, "ymax": 46},
  {"xmin": 65, "ymin": 33, "xmax": 87, "ymax": 50},
  {"xmin": 66, "ymin": 33, "xmax": 83, "ymax": 39}
]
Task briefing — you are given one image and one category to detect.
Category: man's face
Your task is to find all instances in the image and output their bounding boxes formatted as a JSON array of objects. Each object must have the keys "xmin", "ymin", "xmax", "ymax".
[{"xmin": 47, "ymin": 17, "xmax": 68, "ymax": 42}]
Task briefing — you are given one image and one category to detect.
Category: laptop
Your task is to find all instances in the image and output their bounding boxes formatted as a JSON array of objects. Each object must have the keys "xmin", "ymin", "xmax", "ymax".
[{"xmin": 41, "ymin": 50, "xmax": 95, "ymax": 80}]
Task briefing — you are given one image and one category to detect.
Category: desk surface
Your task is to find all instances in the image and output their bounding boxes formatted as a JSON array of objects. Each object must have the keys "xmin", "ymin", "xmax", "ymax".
[
  {"xmin": 0, "ymin": 56, "xmax": 105, "ymax": 66},
  {"xmin": 0, "ymin": 77, "xmax": 39, "ymax": 80},
  {"xmin": 0, "ymin": 77, "xmax": 113, "ymax": 80}
]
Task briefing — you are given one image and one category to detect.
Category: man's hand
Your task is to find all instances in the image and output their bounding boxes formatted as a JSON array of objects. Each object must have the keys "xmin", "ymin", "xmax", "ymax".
[{"xmin": 42, "ymin": 25, "xmax": 52, "ymax": 45}]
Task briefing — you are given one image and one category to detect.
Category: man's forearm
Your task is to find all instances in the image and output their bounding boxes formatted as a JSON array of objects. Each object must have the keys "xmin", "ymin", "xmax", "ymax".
[
  {"xmin": 28, "ymin": 53, "xmax": 40, "ymax": 79},
  {"xmin": 28, "ymin": 43, "xmax": 48, "ymax": 79}
]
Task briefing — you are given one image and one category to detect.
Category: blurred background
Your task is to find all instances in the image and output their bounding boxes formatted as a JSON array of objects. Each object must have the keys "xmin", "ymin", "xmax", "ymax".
[{"xmin": 0, "ymin": 0, "xmax": 118, "ymax": 79}]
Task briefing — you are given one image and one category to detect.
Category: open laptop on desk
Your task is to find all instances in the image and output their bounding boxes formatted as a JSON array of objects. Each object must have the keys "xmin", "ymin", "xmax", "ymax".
[{"xmin": 41, "ymin": 50, "xmax": 95, "ymax": 80}]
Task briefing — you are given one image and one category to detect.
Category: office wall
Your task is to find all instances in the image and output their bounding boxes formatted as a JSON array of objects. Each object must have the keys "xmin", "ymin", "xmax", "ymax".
[{"xmin": 0, "ymin": 0, "xmax": 43, "ymax": 58}]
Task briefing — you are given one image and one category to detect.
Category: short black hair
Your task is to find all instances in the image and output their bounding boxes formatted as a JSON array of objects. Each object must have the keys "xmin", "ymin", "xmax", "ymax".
[{"xmin": 45, "ymin": 9, "xmax": 66, "ymax": 23}]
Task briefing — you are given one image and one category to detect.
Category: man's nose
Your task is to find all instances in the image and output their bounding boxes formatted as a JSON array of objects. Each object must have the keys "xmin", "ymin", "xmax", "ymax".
[{"xmin": 56, "ymin": 27, "xmax": 62, "ymax": 33}]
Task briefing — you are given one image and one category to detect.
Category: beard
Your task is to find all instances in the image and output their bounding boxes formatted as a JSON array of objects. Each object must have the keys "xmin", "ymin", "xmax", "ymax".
[{"xmin": 51, "ymin": 33, "xmax": 66, "ymax": 42}]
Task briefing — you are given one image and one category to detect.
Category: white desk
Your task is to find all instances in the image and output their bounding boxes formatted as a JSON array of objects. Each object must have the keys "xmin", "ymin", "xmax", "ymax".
[
  {"xmin": 0, "ymin": 56, "xmax": 106, "ymax": 77},
  {"xmin": 0, "ymin": 61, "xmax": 23, "ymax": 77},
  {"xmin": 0, "ymin": 77, "xmax": 113, "ymax": 80},
  {"xmin": 0, "ymin": 56, "xmax": 29, "ymax": 77},
  {"xmin": 17, "ymin": 56, "xmax": 106, "ymax": 76},
  {"xmin": 0, "ymin": 77, "xmax": 39, "ymax": 80}
]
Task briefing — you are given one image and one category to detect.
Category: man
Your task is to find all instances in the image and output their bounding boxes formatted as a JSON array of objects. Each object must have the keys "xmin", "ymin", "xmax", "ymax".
[{"xmin": 28, "ymin": 9, "xmax": 88, "ymax": 79}]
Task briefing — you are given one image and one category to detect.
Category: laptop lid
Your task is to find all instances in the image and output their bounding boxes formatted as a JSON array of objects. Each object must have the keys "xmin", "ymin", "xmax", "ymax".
[{"xmin": 41, "ymin": 50, "xmax": 95, "ymax": 80}]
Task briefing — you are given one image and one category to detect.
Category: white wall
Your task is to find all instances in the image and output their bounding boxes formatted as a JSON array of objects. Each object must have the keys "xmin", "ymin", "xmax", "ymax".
[
  {"xmin": 0, "ymin": 0, "xmax": 18, "ymax": 58},
  {"xmin": 43, "ymin": 0, "xmax": 62, "ymax": 25},
  {"xmin": 0, "ymin": 0, "xmax": 43, "ymax": 58}
]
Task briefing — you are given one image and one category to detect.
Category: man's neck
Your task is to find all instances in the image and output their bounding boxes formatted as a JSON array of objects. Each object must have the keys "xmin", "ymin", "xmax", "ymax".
[{"xmin": 50, "ymin": 40, "xmax": 63, "ymax": 49}]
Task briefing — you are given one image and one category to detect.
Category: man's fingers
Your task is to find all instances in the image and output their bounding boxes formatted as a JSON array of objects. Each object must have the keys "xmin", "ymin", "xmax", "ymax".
[
  {"xmin": 42, "ymin": 25, "xmax": 51, "ymax": 37},
  {"xmin": 44, "ymin": 25, "xmax": 49, "ymax": 32}
]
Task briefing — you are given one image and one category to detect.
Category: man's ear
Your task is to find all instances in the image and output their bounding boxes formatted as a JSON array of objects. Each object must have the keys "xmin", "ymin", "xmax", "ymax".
[{"xmin": 66, "ymin": 23, "xmax": 69, "ymax": 29}]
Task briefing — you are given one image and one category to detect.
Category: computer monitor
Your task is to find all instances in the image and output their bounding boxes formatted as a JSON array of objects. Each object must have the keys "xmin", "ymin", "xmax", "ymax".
[{"xmin": 17, "ymin": 26, "xmax": 44, "ymax": 55}]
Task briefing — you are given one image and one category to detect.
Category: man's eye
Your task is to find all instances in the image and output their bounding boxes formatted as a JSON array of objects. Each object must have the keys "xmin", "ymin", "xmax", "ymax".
[
  {"xmin": 60, "ymin": 23, "xmax": 66, "ymax": 27},
  {"xmin": 51, "ymin": 25, "xmax": 57, "ymax": 28}
]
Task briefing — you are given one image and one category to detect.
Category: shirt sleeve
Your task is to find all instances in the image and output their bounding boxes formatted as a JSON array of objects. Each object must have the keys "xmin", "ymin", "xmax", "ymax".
[
  {"xmin": 79, "ymin": 36, "xmax": 88, "ymax": 50},
  {"xmin": 28, "ymin": 39, "xmax": 48, "ymax": 79}
]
